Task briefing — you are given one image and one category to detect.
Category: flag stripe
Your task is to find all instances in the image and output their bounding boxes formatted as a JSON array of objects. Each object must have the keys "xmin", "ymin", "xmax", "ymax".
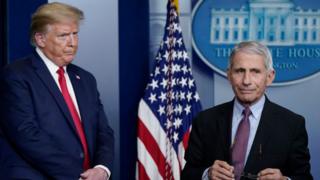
[
  {"xmin": 138, "ymin": 99, "xmax": 179, "ymax": 179},
  {"xmin": 137, "ymin": 118, "xmax": 169, "ymax": 178},
  {"xmin": 182, "ymin": 128, "xmax": 191, "ymax": 149},
  {"xmin": 138, "ymin": 99, "xmax": 180, "ymax": 172},
  {"xmin": 137, "ymin": 160, "xmax": 151, "ymax": 180},
  {"xmin": 178, "ymin": 142, "xmax": 185, "ymax": 169},
  {"xmin": 137, "ymin": 138, "xmax": 163, "ymax": 180},
  {"xmin": 138, "ymin": 100, "xmax": 167, "ymax": 157}
]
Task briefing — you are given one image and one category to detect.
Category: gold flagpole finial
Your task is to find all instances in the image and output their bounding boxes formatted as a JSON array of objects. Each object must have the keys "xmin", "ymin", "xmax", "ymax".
[{"xmin": 173, "ymin": 0, "xmax": 179, "ymax": 14}]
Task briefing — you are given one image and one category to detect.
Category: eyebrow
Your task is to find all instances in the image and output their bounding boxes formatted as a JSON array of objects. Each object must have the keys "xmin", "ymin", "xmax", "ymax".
[{"xmin": 233, "ymin": 67, "xmax": 262, "ymax": 72}]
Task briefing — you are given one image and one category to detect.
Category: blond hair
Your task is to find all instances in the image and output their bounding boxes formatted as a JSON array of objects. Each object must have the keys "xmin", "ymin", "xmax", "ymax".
[{"xmin": 30, "ymin": 2, "xmax": 84, "ymax": 46}]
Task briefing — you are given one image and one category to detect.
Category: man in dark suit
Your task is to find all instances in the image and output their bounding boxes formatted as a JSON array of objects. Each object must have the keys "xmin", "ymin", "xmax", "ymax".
[
  {"xmin": 181, "ymin": 41, "xmax": 312, "ymax": 180},
  {"xmin": 0, "ymin": 2, "xmax": 114, "ymax": 179}
]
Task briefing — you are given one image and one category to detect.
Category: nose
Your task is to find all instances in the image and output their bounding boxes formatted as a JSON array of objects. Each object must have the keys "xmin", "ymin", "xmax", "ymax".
[
  {"xmin": 243, "ymin": 72, "xmax": 252, "ymax": 85},
  {"xmin": 67, "ymin": 34, "xmax": 77, "ymax": 47}
]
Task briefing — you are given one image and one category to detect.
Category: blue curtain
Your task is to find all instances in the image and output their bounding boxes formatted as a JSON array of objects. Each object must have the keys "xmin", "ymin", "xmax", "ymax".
[
  {"xmin": 7, "ymin": 0, "xmax": 46, "ymax": 63},
  {"xmin": 0, "ymin": 0, "xmax": 7, "ymax": 67},
  {"xmin": 119, "ymin": 0, "xmax": 149, "ymax": 179}
]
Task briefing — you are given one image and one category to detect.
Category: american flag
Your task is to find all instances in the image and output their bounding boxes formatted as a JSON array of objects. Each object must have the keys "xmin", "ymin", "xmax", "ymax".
[{"xmin": 136, "ymin": 1, "xmax": 202, "ymax": 179}]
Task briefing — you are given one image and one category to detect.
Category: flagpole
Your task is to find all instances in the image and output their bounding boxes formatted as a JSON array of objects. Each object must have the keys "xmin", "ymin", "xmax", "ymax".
[{"xmin": 136, "ymin": 0, "xmax": 201, "ymax": 179}]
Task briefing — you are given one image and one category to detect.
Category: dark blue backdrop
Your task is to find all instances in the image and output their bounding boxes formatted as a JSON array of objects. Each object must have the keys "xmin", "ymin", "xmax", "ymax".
[
  {"xmin": 0, "ymin": 0, "xmax": 7, "ymax": 66},
  {"xmin": 7, "ymin": 0, "xmax": 46, "ymax": 63},
  {"xmin": 119, "ymin": 0, "xmax": 149, "ymax": 179}
]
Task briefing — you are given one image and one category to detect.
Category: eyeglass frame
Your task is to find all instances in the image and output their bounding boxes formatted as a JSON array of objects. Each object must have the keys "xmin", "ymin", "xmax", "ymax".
[{"xmin": 239, "ymin": 172, "xmax": 259, "ymax": 179}]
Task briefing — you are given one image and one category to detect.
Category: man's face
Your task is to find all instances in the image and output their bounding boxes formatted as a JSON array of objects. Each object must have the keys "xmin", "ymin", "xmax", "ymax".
[
  {"xmin": 227, "ymin": 51, "xmax": 275, "ymax": 106},
  {"xmin": 35, "ymin": 21, "xmax": 79, "ymax": 67}
]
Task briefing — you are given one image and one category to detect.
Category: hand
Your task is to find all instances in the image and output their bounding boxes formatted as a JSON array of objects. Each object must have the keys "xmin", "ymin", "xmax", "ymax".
[
  {"xmin": 208, "ymin": 160, "xmax": 235, "ymax": 180},
  {"xmin": 80, "ymin": 167, "xmax": 109, "ymax": 180},
  {"xmin": 258, "ymin": 168, "xmax": 287, "ymax": 180}
]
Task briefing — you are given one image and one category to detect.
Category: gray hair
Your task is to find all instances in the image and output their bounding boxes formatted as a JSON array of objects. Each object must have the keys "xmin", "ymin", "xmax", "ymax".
[
  {"xmin": 228, "ymin": 41, "xmax": 274, "ymax": 71},
  {"xmin": 30, "ymin": 2, "xmax": 84, "ymax": 46}
]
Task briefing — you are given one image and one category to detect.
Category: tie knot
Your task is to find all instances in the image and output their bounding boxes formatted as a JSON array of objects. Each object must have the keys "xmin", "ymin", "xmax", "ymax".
[
  {"xmin": 243, "ymin": 107, "xmax": 251, "ymax": 117},
  {"xmin": 57, "ymin": 67, "xmax": 65, "ymax": 76}
]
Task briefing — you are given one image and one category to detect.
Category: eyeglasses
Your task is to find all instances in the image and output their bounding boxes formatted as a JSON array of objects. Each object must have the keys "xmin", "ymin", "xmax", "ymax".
[{"xmin": 240, "ymin": 172, "xmax": 259, "ymax": 179}]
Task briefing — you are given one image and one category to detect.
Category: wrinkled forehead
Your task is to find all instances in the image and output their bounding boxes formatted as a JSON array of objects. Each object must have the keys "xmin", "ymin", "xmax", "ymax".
[
  {"xmin": 231, "ymin": 50, "xmax": 268, "ymax": 68},
  {"xmin": 235, "ymin": 48, "xmax": 266, "ymax": 59},
  {"xmin": 231, "ymin": 51, "xmax": 267, "ymax": 69}
]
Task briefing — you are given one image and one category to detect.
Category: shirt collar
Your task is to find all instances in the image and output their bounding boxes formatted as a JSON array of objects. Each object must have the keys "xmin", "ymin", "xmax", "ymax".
[
  {"xmin": 234, "ymin": 95, "xmax": 266, "ymax": 120},
  {"xmin": 36, "ymin": 47, "xmax": 66, "ymax": 75}
]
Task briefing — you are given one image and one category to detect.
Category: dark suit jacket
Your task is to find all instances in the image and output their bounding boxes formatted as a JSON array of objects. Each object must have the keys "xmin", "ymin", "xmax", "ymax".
[
  {"xmin": 0, "ymin": 51, "xmax": 114, "ymax": 179},
  {"xmin": 181, "ymin": 98, "xmax": 312, "ymax": 180}
]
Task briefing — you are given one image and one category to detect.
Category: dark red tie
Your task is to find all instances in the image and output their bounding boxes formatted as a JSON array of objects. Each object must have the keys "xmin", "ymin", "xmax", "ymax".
[
  {"xmin": 57, "ymin": 67, "xmax": 90, "ymax": 170},
  {"xmin": 232, "ymin": 106, "xmax": 251, "ymax": 180}
]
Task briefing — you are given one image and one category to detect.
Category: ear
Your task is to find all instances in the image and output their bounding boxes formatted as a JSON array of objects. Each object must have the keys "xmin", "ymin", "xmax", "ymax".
[
  {"xmin": 34, "ymin": 32, "xmax": 46, "ymax": 48},
  {"xmin": 227, "ymin": 68, "xmax": 232, "ymax": 81},
  {"xmin": 266, "ymin": 70, "xmax": 275, "ymax": 86}
]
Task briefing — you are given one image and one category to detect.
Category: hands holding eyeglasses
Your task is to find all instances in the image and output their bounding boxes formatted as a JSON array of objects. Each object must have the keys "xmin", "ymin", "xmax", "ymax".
[
  {"xmin": 208, "ymin": 160, "xmax": 288, "ymax": 180},
  {"xmin": 208, "ymin": 160, "xmax": 234, "ymax": 180},
  {"xmin": 257, "ymin": 168, "xmax": 288, "ymax": 180}
]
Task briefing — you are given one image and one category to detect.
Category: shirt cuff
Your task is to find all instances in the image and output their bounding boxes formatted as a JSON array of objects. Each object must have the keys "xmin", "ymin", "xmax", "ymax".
[
  {"xmin": 94, "ymin": 165, "xmax": 111, "ymax": 179},
  {"xmin": 202, "ymin": 167, "xmax": 210, "ymax": 180}
]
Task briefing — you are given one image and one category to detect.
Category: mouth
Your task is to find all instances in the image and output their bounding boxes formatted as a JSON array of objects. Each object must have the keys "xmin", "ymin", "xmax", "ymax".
[
  {"xmin": 65, "ymin": 51, "xmax": 74, "ymax": 55},
  {"xmin": 239, "ymin": 88, "xmax": 255, "ymax": 94},
  {"xmin": 64, "ymin": 53, "xmax": 75, "ymax": 57},
  {"xmin": 63, "ymin": 53, "xmax": 76, "ymax": 61}
]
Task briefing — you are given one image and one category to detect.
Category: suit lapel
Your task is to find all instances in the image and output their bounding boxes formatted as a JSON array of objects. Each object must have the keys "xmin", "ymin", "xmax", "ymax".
[
  {"xmin": 217, "ymin": 101, "xmax": 234, "ymax": 163},
  {"xmin": 32, "ymin": 52, "xmax": 93, "ymax": 157},
  {"xmin": 31, "ymin": 53, "xmax": 78, "ymax": 135},
  {"xmin": 67, "ymin": 66, "xmax": 94, "ymax": 155},
  {"xmin": 244, "ymin": 98, "xmax": 274, "ymax": 173}
]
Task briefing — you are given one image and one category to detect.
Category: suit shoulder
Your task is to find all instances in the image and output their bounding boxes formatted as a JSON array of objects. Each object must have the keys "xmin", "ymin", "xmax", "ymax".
[
  {"xmin": 269, "ymin": 101, "xmax": 303, "ymax": 117},
  {"xmin": 67, "ymin": 64, "xmax": 91, "ymax": 75},
  {"xmin": 266, "ymin": 100, "xmax": 305, "ymax": 124},
  {"xmin": 1, "ymin": 56, "xmax": 34, "ymax": 80},
  {"xmin": 199, "ymin": 101, "xmax": 232, "ymax": 115},
  {"xmin": 194, "ymin": 101, "xmax": 232, "ymax": 123},
  {"xmin": 2, "ymin": 56, "xmax": 33, "ymax": 72},
  {"xmin": 67, "ymin": 64, "xmax": 96, "ymax": 80}
]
